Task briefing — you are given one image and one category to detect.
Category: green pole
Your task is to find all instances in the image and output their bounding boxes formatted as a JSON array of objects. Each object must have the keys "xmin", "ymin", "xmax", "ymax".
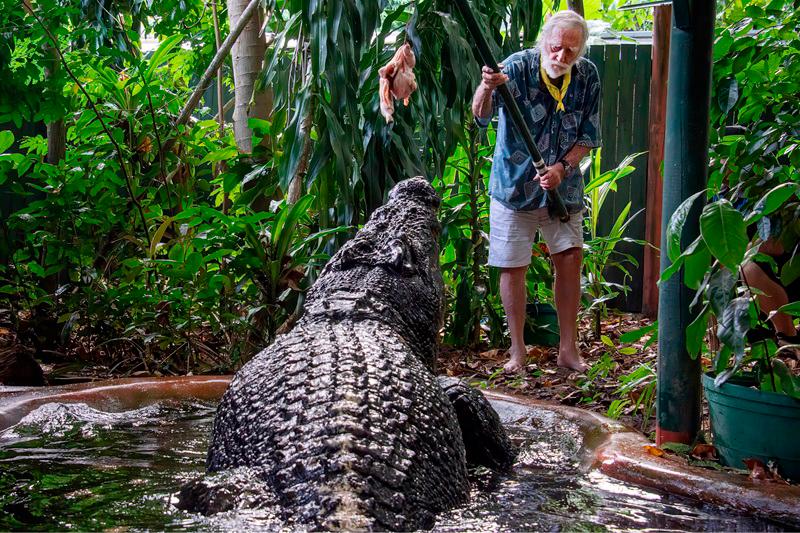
[{"xmin": 656, "ymin": 0, "xmax": 716, "ymax": 445}]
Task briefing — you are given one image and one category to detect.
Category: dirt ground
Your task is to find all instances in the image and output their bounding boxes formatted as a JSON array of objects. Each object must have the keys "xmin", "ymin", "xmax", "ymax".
[{"xmin": 439, "ymin": 312, "xmax": 661, "ymax": 438}]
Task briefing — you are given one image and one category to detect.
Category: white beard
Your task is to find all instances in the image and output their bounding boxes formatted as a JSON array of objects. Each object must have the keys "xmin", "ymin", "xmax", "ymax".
[{"xmin": 542, "ymin": 56, "xmax": 571, "ymax": 79}]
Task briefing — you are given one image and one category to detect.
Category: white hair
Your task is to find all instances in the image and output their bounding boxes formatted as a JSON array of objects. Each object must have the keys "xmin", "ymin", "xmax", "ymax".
[{"xmin": 538, "ymin": 10, "xmax": 589, "ymax": 58}]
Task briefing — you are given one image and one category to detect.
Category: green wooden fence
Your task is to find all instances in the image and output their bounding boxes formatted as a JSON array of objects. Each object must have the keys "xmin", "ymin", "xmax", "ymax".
[{"xmin": 587, "ymin": 37, "xmax": 652, "ymax": 312}]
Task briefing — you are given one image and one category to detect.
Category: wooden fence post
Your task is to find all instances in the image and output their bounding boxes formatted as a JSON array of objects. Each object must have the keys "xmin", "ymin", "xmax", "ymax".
[{"xmin": 642, "ymin": 5, "xmax": 671, "ymax": 318}]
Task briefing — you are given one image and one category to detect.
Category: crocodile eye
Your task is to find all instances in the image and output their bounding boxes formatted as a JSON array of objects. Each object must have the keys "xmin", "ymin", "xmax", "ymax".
[{"xmin": 385, "ymin": 238, "xmax": 416, "ymax": 275}]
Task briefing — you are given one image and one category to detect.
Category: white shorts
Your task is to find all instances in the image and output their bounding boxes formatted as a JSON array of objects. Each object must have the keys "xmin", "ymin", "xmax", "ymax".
[{"xmin": 488, "ymin": 198, "xmax": 584, "ymax": 268}]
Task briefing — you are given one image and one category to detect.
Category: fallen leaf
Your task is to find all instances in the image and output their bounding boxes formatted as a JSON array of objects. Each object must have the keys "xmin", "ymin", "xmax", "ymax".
[
  {"xmin": 744, "ymin": 458, "xmax": 768, "ymax": 481},
  {"xmin": 691, "ymin": 444, "xmax": 717, "ymax": 460},
  {"xmin": 479, "ymin": 349, "xmax": 503, "ymax": 360},
  {"xmin": 644, "ymin": 445, "xmax": 665, "ymax": 457}
]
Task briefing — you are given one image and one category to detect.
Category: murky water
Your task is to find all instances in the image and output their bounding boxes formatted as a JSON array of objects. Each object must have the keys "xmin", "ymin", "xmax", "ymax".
[{"xmin": 0, "ymin": 399, "xmax": 792, "ymax": 531}]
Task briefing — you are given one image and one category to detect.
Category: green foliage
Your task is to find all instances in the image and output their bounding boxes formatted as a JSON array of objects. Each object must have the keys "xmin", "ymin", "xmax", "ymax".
[
  {"xmin": 581, "ymin": 148, "xmax": 646, "ymax": 339},
  {"xmin": 662, "ymin": 0, "xmax": 800, "ymax": 394},
  {"xmin": 610, "ymin": 362, "xmax": 656, "ymax": 431},
  {"xmin": 593, "ymin": 0, "xmax": 652, "ymax": 32},
  {"xmin": 437, "ymin": 124, "xmax": 503, "ymax": 347},
  {"xmin": 1, "ymin": 0, "xmax": 559, "ymax": 370}
]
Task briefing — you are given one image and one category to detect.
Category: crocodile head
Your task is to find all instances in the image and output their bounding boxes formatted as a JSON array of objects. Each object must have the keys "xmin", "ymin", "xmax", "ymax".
[{"xmin": 303, "ymin": 177, "xmax": 443, "ymax": 370}]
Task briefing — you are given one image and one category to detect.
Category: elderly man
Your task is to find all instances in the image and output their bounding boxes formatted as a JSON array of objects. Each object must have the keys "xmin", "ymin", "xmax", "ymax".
[{"xmin": 472, "ymin": 10, "xmax": 601, "ymax": 373}]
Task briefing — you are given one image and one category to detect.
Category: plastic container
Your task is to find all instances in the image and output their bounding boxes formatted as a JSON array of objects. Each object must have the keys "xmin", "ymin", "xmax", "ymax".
[
  {"xmin": 523, "ymin": 302, "xmax": 560, "ymax": 347},
  {"xmin": 702, "ymin": 372, "xmax": 800, "ymax": 482}
]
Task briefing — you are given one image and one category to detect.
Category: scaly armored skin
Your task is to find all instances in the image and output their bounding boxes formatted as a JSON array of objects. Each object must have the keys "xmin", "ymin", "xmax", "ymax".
[{"xmin": 177, "ymin": 177, "xmax": 515, "ymax": 530}]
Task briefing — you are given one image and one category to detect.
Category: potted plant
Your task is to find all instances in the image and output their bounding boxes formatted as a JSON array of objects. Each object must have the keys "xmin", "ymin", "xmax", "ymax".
[
  {"xmin": 661, "ymin": 1, "xmax": 800, "ymax": 482},
  {"xmin": 664, "ymin": 178, "xmax": 800, "ymax": 480}
]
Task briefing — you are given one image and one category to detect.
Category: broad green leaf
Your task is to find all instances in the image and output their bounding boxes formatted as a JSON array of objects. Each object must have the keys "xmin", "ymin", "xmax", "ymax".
[
  {"xmin": 745, "ymin": 183, "xmax": 798, "ymax": 224},
  {"xmin": 168, "ymin": 244, "xmax": 185, "ymax": 263},
  {"xmin": 686, "ymin": 308, "xmax": 709, "ymax": 360},
  {"xmin": 29, "ymin": 263, "xmax": 45, "ymax": 277},
  {"xmin": 659, "ymin": 254, "xmax": 685, "ymax": 284},
  {"xmin": 780, "ymin": 255, "xmax": 800, "ymax": 286},
  {"xmin": 619, "ymin": 321, "xmax": 658, "ymax": 343},
  {"xmin": 666, "ymin": 190, "xmax": 706, "ymax": 262},
  {"xmin": 700, "ymin": 200, "xmax": 748, "ymax": 271},
  {"xmin": 145, "ymin": 34, "xmax": 184, "ymax": 81},
  {"xmin": 707, "ymin": 267, "xmax": 736, "ymax": 317},
  {"xmin": 771, "ymin": 360, "xmax": 800, "ymax": 399},
  {"xmin": 716, "ymin": 296, "xmax": 751, "ymax": 364},
  {"xmin": 184, "ymin": 252, "xmax": 203, "ymax": 275},
  {"xmin": 0, "ymin": 131, "xmax": 13, "ymax": 153},
  {"xmin": 777, "ymin": 301, "xmax": 800, "ymax": 316},
  {"xmin": 684, "ymin": 239, "xmax": 712, "ymax": 290},
  {"xmin": 659, "ymin": 235, "xmax": 703, "ymax": 284}
]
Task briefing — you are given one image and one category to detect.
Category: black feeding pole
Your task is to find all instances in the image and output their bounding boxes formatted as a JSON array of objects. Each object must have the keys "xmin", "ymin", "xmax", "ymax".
[{"xmin": 452, "ymin": 0, "xmax": 570, "ymax": 222}]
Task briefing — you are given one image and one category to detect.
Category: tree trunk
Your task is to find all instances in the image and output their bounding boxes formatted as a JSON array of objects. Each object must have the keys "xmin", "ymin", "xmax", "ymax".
[
  {"xmin": 567, "ymin": 0, "xmax": 584, "ymax": 17},
  {"xmin": 228, "ymin": 0, "xmax": 272, "ymax": 153},
  {"xmin": 45, "ymin": 45, "xmax": 65, "ymax": 165},
  {"xmin": 287, "ymin": 48, "xmax": 313, "ymax": 204}
]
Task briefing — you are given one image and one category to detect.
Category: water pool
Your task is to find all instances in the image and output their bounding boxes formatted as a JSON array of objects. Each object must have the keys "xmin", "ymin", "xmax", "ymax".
[{"xmin": 0, "ymin": 396, "xmax": 792, "ymax": 531}]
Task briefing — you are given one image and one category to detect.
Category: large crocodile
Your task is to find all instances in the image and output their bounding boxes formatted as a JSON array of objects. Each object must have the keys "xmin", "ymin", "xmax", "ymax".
[{"xmin": 177, "ymin": 177, "xmax": 515, "ymax": 530}]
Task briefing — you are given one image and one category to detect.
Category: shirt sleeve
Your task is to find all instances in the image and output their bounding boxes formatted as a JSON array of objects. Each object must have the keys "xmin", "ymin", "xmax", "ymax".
[
  {"xmin": 474, "ymin": 54, "xmax": 519, "ymax": 129},
  {"xmin": 576, "ymin": 63, "xmax": 602, "ymax": 148}
]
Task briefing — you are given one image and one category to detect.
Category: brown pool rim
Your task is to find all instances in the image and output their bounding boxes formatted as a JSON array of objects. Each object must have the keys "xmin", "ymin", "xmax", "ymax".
[{"xmin": 1, "ymin": 376, "xmax": 798, "ymax": 525}]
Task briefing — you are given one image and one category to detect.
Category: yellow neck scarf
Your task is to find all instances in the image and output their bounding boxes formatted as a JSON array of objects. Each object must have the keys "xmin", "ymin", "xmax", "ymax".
[{"xmin": 540, "ymin": 61, "xmax": 571, "ymax": 112}]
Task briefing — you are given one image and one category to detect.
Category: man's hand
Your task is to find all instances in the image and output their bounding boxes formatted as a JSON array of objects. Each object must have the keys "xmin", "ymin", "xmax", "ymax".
[
  {"xmin": 539, "ymin": 163, "xmax": 566, "ymax": 190},
  {"xmin": 473, "ymin": 64, "xmax": 507, "ymax": 119},
  {"xmin": 481, "ymin": 64, "xmax": 508, "ymax": 90}
]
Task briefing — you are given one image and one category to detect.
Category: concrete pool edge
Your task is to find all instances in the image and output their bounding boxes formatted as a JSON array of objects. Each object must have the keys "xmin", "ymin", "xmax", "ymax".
[
  {"xmin": 484, "ymin": 389, "xmax": 800, "ymax": 526},
  {"xmin": 0, "ymin": 375, "xmax": 232, "ymax": 430},
  {"xmin": 2, "ymin": 376, "xmax": 798, "ymax": 524}
]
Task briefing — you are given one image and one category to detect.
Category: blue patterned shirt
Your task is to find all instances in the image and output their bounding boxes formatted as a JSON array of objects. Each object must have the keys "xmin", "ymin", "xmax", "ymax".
[{"xmin": 477, "ymin": 49, "xmax": 602, "ymax": 212}]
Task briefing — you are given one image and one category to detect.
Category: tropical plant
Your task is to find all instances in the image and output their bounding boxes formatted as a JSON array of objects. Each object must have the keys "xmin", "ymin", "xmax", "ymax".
[
  {"xmin": 1, "ymin": 0, "xmax": 558, "ymax": 374},
  {"xmin": 610, "ymin": 362, "xmax": 657, "ymax": 431},
  {"xmin": 581, "ymin": 148, "xmax": 646, "ymax": 339},
  {"xmin": 438, "ymin": 124, "xmax": 497, "ymax": 347},
  {"xmin": 661, "ymin": 0, "xmax": 800, "ymax": 397}
]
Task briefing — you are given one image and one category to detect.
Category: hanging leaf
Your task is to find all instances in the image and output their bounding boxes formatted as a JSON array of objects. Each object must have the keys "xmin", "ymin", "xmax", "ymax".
[
  {"xmin": 716, "ymin": 296, "xmax": 751, "ymax": 365},
  {"xmin": 771, "ymin": 360, "xmax": 800, "ymax": 399},
  {"xmin": 700, "ymin": 200, "xmax": 748, "ymax": 272},
  {"xmin": 780, "ymin": 255, "xmax": 800, "ymax": 287},
  {"xmin": 745, "ymin": 182, "xmax": 799, "ymax": 224},
  {"xmin": 706, "ymin": 266, "xmax": 736, "ymax": 317},
  {"xmin": 684, "ymin": 239, "xmax": 712, "ymax": 290},
  {"xmin": 716, "ymin": 77, "xmax": 739, "ymax": 114},
  {"xmin": 0, "ymin": 130, "xmax": 13, "ymax": 153},
  {"xmin": 686, "ymin": 307, "xmax": 709, "ymax": 360},
  {"xmin": 666, "ymin": 190, "xmax": 706, "ymax": 262}
]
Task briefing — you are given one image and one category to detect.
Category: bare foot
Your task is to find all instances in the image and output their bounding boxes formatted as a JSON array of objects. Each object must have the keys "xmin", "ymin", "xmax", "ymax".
[
  {"xmin": 503, "ymin": 351, "xmax": 527, "ymax": 373},
  {"xmin": 557, "ymin": 343, "xmax": 587, "ymax": 372}
]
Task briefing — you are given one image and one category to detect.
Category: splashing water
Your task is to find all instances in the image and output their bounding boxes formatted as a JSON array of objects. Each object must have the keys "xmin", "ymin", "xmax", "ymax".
[{"xmin": 0, "ymin": 398, "xmax": 792, "ymax": 531}]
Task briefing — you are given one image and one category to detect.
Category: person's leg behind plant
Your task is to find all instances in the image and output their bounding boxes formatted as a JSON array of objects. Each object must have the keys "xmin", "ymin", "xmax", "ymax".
[
  {"xmin": 741, "ymin": 260, "xmax": 799, "ymax": 352},
  {"xmin": 541, "ymin": 211, "xmax": 587, "ymax": 372},
  {"xmin": 499, "ymin": 266, "xmax": 529, "ymax": 372},
  {"xmin": 488, "ymin": 199, "xmax": 538, "ymax": 373}
]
